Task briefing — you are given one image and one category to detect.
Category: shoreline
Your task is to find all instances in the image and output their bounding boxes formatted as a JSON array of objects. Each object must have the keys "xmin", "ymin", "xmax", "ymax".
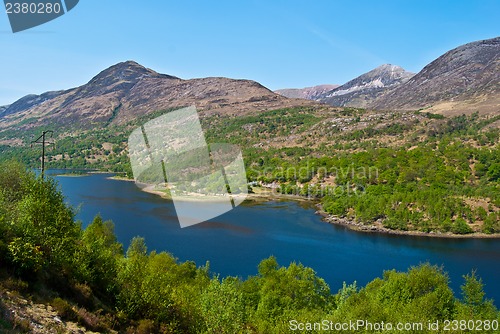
[
  {"xmin": 315, "ymin": 205, "xmax": 500, "ymax": 239},
  {"xmin": 107, "ymin": 176, "xmax": 500, "ymax": 239},
  {"xmin": 108, "ymin": 175, "xmax": 135, "ymax": 182},
  {"xmin": 107, "ymin": 176, "xmax": 313, "ymax": 203}
]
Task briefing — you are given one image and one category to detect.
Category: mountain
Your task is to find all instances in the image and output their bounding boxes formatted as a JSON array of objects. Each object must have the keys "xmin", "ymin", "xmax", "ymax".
[
  {"xmin": 317, "ymin": 64, "xmax": 415, "ymax": 107},
  {"xmin": 371, "ymin": 37, "xmax": 500, "ymax": 114},
  {"xmin": 0, "ymin": 91, "xmax": 65, "ymax": 118},
  {"xmin": 0, "ymin": 104, "xmax": 9, "ymax": 116},
  {"xmin": 0, "ymin": 61, "xmax": 315, "ymax": 131},
  {"xmin": 275, "ymin": 84, "xmax": 339, "ymax": 100}
]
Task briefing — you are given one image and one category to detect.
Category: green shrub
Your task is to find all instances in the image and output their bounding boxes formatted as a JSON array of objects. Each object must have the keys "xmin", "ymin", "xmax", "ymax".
[
  {"xmin": 452, "ymin": 218, "xmax": 473, "ymax": 234},
  {"xmin": 136, "ymin": 319, "xmax": 156, "ymax": 334},
  {"xmin": 51, "ymin": 297, "xmax": 76, "ymax": 321},
  {"xmin": 482, "ymin": 213, "xmax": 499, "ymax": 234},
  {"xmin": 1, "ymin": 277, "xmax": 29, "ymax": 293}
]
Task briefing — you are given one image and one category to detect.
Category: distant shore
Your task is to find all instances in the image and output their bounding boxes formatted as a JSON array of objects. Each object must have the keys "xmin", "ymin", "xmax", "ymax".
[
  {"xmin": 107, "ymin": 176, "xmax": 500, "ymax": 239},
  {"xmin": 316, "ymin": 206, "xmax": 500, "ymax": 239},
  {"xmin": 108, "ymin": 176, "xmax": 308, "ymax": 203},
  {"xmin": 108, "ymin": 175, "xmax": 134, "ymax": 182},
  {"xmin": 56, "ymin": 173, "xmax": 90, "ymax": 178}
]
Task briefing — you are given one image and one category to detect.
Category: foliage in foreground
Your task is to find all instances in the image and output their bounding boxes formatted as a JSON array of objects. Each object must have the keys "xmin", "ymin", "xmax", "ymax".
[{"xmin": 0, "ymin": 161, "xmax": 499, "ymax": 333}]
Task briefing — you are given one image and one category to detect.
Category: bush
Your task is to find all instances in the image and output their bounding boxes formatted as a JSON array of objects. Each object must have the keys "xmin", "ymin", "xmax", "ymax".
[
  {"xmin": 1, "ymin": 277, "xmax": 29, "ymax": 293},
  {"xmin": 76, "ymin": 307, "xmax": 104, "ymax": 332},
  {"xmin": 71, "ymin": 283, "xmax": 94, "ymax": 309},
  {"xmin": 136, "ymin": 319, "xmax": 156, "ymax": 334},
  {"xmin": 51, "ymin": 297, "xmax": 76, "ymax": 321},
  {"xmin": 325, "ymin": 200, "xmax": 347, "ymax": 216},
  {"xmin": 452, "ymin": 218, "xmax": 473, "ymax": 234},
  {"xmin": 482, "ymin": 213, "xmax": 499, "ymax": 234}
]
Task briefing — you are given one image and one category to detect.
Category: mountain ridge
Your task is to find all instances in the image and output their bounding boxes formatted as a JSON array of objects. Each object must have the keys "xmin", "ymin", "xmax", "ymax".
[
  {"xmin": 371, "ymin": 37, "xmax": 500, "ymax": 114},
  {"xmin": 274, "ymin": 37, "xmax": 499, "ymax": 114},
  {"xmin": 0, "ymin": 61, "xmax": 316, "ymax": 131},
  {"xmin": 317, "ymin": 64, "xmax": 415, "ymax": 107},
  {"xmin": 275, "ymin": 84, "xmax": 339, "ymax": 100},
  {"xmin": 1, "ymin": 36, "xmax": 498, "ymax": 136}
]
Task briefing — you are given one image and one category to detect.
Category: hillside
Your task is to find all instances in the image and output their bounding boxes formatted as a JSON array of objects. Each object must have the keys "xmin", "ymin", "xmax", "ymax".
[{"xmin": 372, "ymin": 37, "xmax": 500, "ymax": 114}]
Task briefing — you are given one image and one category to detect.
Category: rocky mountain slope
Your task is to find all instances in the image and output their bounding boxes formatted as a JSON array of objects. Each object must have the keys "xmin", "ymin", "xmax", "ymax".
[
  {"xmin": 1, "ymin": 287, "xmax": 103, "ymax": 334},
  {"xmin": 318, "ymin": 64, "xmax": 415, "ymax": 107},
  {"xmin": 371, "ymin": 37, "xmax": 500, "ymax": 114},
  {"xmin": 0, "ymin": 61, "xmax": 315, "ymax": 132},
  {"xmin": 275, "ymin": 37, "xmax": 499, "ymax": 114},
  {"xmin": 275, "ymin": 84, "xmax": 339, "ymax": 100}
]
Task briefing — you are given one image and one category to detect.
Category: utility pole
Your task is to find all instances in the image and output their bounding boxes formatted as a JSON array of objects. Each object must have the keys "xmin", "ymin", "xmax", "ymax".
[{"xmin": 31, "ymin": 130, "xmax": 53, "ymax": 178}]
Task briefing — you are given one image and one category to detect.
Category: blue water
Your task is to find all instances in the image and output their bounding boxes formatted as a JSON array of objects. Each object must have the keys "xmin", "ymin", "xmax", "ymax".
[{"xmin": 52, "ymin": 171, "xmax": 500, "ymax": 304}]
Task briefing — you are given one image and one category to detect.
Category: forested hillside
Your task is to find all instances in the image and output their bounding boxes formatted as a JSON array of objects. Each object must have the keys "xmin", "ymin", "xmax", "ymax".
[
  {"xmin": 203, "ymin": 108, "xmax": 500, "ymax": 235},
  {"xmin": 1, "ymin": 106, "xmax": 499, "ymax": 235},
  {"xmin": 0, "ymin": 161, "xmax": 499, "ymax": 333}
]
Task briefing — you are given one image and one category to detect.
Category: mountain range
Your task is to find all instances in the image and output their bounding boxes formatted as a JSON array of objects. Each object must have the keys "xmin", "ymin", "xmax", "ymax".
[
  {"xmin": 276, "ymin": 36, "xmax": 499, "ymax": 115},
  {"xmin": 0, "ymin": 36, "xmax": 498, "ymax": 140},
  {"xmin": 0, "ymin": 61, "xmax": 315, "ymax": 132}
]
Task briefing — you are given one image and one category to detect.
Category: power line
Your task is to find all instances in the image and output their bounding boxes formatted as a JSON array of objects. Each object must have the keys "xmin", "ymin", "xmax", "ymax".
[{"xmin": 31, "ymin": 130, "xmax": 53, "ymax": 178}]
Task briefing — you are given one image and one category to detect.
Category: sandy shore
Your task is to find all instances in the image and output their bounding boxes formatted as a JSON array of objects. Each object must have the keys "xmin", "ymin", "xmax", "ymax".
[
  {"xmin": 107, "ymin": 175, "xmax": 135, "ymax": 182},
  {"xmin": 107, "ymin": 177, "xmax": 308, "ymax": 202},
  {"xmin": 138, "ymin": 183, "xmax": 304, "ymax": 203}
]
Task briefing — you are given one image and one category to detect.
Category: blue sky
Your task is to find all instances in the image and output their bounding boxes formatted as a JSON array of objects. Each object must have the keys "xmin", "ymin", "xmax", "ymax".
[{"xmin": 0, "ymin": 0, "xmax": 498, "ymax": 106}]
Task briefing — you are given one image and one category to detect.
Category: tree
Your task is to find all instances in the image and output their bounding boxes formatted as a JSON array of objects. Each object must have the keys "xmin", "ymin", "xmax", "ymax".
[
  {"xmin": 458, "ymin": 271, "xmax": 497, "ymax": 319},
  {"xmin": 255, "ymin": 258, "xmax": 332, "ymax": 331},
  {"xmin": 201, "ymin": 277, "xmax": 246, "ymax": 333},
  {"xmin": 452, "ymin": 218, "xmax": 473, "ymax": 234},
  {"xmin": 332, "ymin": 264, "xmax": 456, "ymax": 328},
  {"xmin": 74, "ymin": 215, "xmax": 123, "ymax": 297},
  {"xmin": 8, "ymin": 173, "xmax": 79, "ymax": 277},
  {"xmin": 482, "ymin": 213, "xmax": 499, "ymax": 234},
  {"xmin": 487, "ymin": 163, "xmax": 500, "ymax": 181}
]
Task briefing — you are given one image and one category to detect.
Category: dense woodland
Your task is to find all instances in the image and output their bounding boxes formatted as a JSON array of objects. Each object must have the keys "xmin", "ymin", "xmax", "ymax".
[
  {"xmin": 252, "ymin": 141, "xmax": 500, "ymax": 234},
  {"xmin": 0, "ymin": 161, "xmax": 499, "ymax": 333},
  {"xmin": 204, "ymin": 110, "xmax": 500, "ymax": 234}
]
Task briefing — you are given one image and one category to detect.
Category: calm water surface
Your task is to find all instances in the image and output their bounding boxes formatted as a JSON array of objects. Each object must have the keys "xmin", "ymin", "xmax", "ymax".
[{"xmin": 52, "ymin": 171, "xmax": 500, "ymax": 304}]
